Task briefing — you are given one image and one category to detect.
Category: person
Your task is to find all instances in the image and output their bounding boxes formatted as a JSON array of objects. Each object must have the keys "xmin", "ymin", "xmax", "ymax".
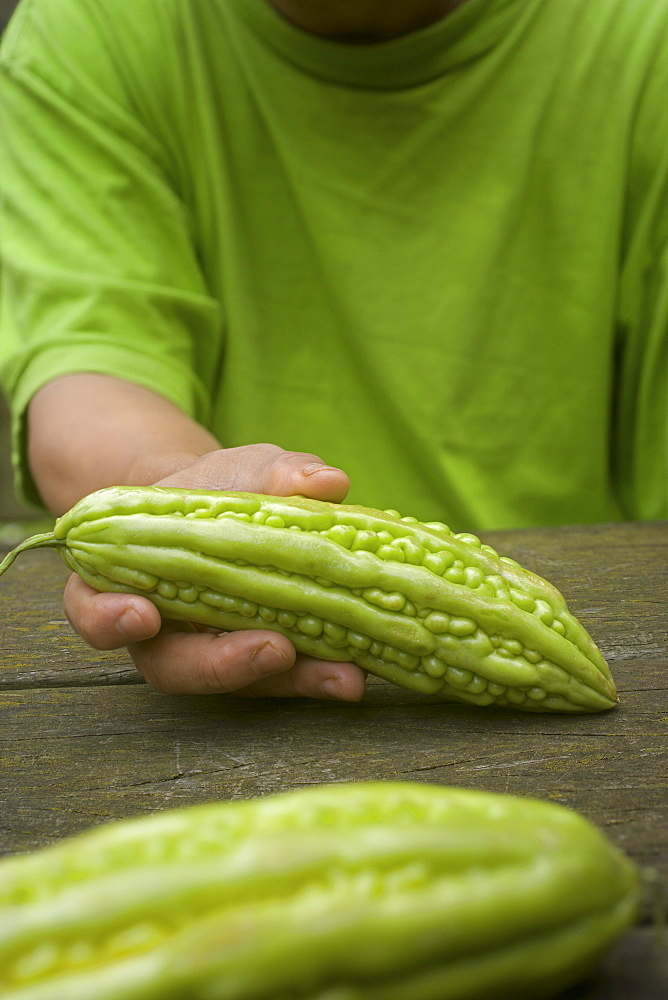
[{"xmin": 0, "ymin": 0, "xmax": 666, "ymax": 701}]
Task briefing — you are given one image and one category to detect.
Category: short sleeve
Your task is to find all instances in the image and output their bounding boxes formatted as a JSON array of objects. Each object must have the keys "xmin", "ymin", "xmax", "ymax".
[{"xmin": 0, "ymin": 0, "xmax": 222, "ymax": 506}]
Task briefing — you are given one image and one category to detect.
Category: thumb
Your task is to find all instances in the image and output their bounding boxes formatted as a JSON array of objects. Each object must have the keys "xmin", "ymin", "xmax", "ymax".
[{"xmin": 254, "ymin": 447, "xmax": 351, "ymax": 503}]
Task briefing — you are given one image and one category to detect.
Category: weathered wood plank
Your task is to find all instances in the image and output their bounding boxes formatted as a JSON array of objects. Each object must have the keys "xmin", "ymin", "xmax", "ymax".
[
  {"xmin": 1, "ymin": 685, "xmax": 665, "ymax": 915},
  {"xmin": 0, "ymin": 550, "xmax": 142, "ymax": 687},
  {"xmin": 559, "ymin": 927, "xmax": 667, "ymax": 999},
  {"xmin": 0, "ymin": 519, "xmax": 665, "ymax": 998},
  {"xmin": 0, "ymin": 686, "xmax": 665, "ymax": 997}
]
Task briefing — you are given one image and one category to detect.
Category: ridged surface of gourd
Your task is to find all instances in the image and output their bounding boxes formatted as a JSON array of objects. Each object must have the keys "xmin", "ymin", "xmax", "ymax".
[
  {"xmin": 0, "ymin": 782, "xmax": 640, "ymax": 1000},
  {"xmin": 0, "ymin": 486, "xmax": 618, "ymax": 712}
]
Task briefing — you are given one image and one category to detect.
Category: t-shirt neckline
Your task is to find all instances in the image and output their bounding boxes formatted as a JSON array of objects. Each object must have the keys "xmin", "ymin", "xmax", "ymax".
[{"xmin": 228, "ymin": 0, "xmax": 528, "ymax": 89}]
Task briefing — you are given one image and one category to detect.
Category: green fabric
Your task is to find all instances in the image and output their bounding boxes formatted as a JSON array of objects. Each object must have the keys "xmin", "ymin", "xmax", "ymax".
[{"xmin": 0, "ymin": 0, "xmax": 666, "ymax": 530}]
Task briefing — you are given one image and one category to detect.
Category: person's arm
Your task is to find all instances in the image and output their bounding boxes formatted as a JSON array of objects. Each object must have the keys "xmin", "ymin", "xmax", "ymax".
[
  {"xmin": 29, "ymin": 373, "xmax": 364, "ymax": 701},
  {"xmin": 1, "ymin": 4, "xmax": 364, "ymax": 701},
  {"xmin": 28, "ymin": 374, "xmax": 220, "ymax": 514},
  {"xmin": 28, "ymin": 373, "xmax": 352, "ymax": 512}
]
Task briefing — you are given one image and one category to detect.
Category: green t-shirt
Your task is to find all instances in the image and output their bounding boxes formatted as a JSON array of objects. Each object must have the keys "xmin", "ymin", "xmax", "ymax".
[{"xmin": 1, "ymin": 0, "xmax": 666, "ymax": 529}]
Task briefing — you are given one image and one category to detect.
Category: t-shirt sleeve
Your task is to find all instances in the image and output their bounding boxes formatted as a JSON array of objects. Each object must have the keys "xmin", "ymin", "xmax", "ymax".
[{"xmin": 0, "ymin": 0, "xmax": 221, "ymax": 507}]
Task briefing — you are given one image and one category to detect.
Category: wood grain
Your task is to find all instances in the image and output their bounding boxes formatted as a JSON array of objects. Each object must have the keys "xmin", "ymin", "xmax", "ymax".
[
  {"xmin": 1, "ymin": 683, "xmax": 665, "ymax": 905},
  {"xmin": 0, "ymin": 550, "xmax": 141, "ymax": 687},
  {"xmin": 0, "ymin": 519, "xmax": 666, "ymax": 996},
  {"xmin": 560, "ymin": 927, "xmax": 667, "ymax": 1000}
]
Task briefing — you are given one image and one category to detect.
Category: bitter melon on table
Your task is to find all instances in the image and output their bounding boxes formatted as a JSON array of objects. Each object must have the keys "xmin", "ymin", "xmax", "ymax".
[
  {"xmin": 0, "ymin": 486, "xmax": 617, "ymax": 712},
  {"xmin": 0, "ymin": 782, "xmax": 641, "ymax": 1000}
]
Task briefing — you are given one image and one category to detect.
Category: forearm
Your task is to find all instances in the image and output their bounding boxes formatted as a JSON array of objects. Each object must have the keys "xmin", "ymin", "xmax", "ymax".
[
  {"xmin": 28, "ymin": 374, "xmax": 220, "ymax": 515},
  {"xmin": 30, "ymin": 374, "xmax": 361, "ymax": 701}
]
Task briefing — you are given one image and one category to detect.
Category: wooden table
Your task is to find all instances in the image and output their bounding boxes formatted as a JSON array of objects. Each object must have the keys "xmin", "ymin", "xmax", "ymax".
[{"xmin": 1, "ymin": 520, "xmax": 666, "ymax": 997}]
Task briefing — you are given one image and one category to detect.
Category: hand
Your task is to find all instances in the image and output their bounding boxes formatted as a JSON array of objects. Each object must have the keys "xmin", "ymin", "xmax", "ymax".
[{"xmin": 62, "ymin": 444, "xmax": 367, "ymax": 700}]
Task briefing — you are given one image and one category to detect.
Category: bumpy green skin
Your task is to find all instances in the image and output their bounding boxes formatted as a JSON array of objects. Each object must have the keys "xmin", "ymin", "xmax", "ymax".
[
  {"xmin": 0, "ymin": 486, "xmax": 617, "ymax": 712},
  {"xmin": 0, "ymin": 782, "xmax": 640, "ymax": 1000}
]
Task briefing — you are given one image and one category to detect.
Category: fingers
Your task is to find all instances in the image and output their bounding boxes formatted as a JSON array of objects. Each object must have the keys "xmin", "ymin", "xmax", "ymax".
[
  {"xmin": 64, "ymin": 570, "xmax": 366, "ymax": 700},
  {"xmin": 129, "ymin": 627, "xmax": 294, "ymax": 694},
  {"xmin": 239, "ymin": 655, "xmax": 368, "ymax": 701},
  {"xmin": 263, "ymin": 448, "xmax": 351, "ymax": 503},
  {"xmin": 63, "ymin": 573, "xmax": 161, "ymax": 650},
  {"xmin": 64, "ymin": 440, "xmax": 357, "ymax": 700},
  {"xmin": 156, "ymin": 443, "xmax": 350, "ymax": 503},
  {"xmin": 129, "ymin": 626, "xmax": 367, "ymax": 700}
]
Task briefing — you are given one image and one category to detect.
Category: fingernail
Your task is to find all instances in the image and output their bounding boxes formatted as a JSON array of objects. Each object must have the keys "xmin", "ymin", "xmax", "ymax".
[
  {"xmin": 301, "ymin": 463, "xmax": 339, "ymax": 477},
  {"xmin": 116, "ymin": 606, "xmax": 149, "ymax": 639},
  {"xmin": 320, "ymin": 677, "xmax": 343, "ymax": 699},
  {"xmin": 251, "ymin": 641, "xmax": 287, "ymax": 671}
]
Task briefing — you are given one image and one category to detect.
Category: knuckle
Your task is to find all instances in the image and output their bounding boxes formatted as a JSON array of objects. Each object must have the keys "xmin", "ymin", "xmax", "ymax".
[
  {"xmin": 252, "ymin": 442, "xmax": 284, "ymax": 456},
  {"xmin": 281, "ymin": 449, "xmax": 320, "ymax": 466},
  {"xmin": 196, "ymin": 655, "xmax": 235, "ymax": 694},
  {"xmin": 198, "ymin": 633, "xmax": 258, "ymax": 693}
]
